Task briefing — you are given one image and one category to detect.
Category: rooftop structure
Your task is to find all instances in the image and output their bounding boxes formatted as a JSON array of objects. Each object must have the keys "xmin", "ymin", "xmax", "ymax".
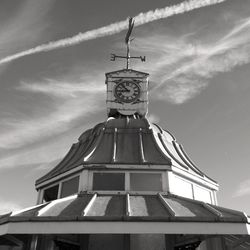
[{"xmin": 0, "ymin": 18, "xmax": 249, "ymax": 250}]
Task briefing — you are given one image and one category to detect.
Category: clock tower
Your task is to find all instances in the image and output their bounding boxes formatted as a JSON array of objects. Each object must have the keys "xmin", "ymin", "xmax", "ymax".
[{"xmin": 106, "ymin": 17, "xmax": 149, "ymax": 117}]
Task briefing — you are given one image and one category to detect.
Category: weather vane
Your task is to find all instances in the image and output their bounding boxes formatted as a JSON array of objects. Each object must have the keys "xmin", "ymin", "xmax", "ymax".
[{"xmin": 111, "ymin": 17, "xmax": 146, "ymax": 69}]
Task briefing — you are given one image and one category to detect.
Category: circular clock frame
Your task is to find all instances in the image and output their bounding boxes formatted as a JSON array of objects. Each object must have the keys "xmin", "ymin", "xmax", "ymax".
[{"xmin": 114, "ymin": 81, "xmax": 141, "ymax": 103}]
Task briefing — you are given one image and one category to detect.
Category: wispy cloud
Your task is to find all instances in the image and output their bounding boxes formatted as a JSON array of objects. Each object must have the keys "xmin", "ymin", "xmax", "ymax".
[
  {"xmin": 0, "ymin": 0, "xmax": 54, "ymax": 57},
  {"xmin": 134, "ymin": 16, "xmax": 250, "ymax": 104},
  {"xmin": 0, "ymin": 138, "xmax": 70, "ymax": 170},
  {"xmin": 0, "ymin": 72, "xmax": 105, "ymax": 149},
  {"xmin": 0, "ymin": 0, "xmax": 227, "ymax": 65},
  {"xmin": 147, "ymin": 114, "xmax": 160, "ymax": 124},
  {"xmin": 233, "ymin": 179, "xmax": 250, "ymax": 197},
  {"xmin": 18, "ymin": 79, "xmax": 104, "ymax": 98},
  {"xmin": 0, "ymin": 199, "xmax": 23, "ymax": 214}
]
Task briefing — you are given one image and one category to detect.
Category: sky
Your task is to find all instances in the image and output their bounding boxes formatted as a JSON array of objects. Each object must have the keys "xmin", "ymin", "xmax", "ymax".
[{"xmin": 0, "ymin": 0, "xmax": 250, "ymax": 215}]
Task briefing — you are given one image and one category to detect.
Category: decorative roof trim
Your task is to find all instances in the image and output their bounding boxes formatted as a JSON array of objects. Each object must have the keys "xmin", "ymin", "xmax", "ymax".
[
  {"xmin": 139, "ymin": 128, "xmax": 146, "ymax": 163},
  {"xmin": 36, "ymin": 166, "xmax": 83, "ymax": 189},
  {"xmin": 171, "ymin": 167, "xmax": 219, "ymax": 189},
  {"xmin": 149, "ymin": 131, "xmax": 172, "ymax": 164},
  {"xmin": 157, "ymin": 133, "xmax": 189, "ymax": 171},
  {"xmin": 172, "ymin": 141, "xmax": 204, "ymax": 177},
  {"xmin": 158, "ymin": 193, "xmax": 175, "ymax": 216},
  {"xmin": 105, "ymin": 69, "xmax": 149, "ymax": 77},
  {"xmin": 36, "ymin": 117, "xmax": 216, "ymax": 186},
  {"xmin": 0, "ymin": 221, "xmax": 249, "ymax": 235},
  {"xmin": 82, "ymin": 193, "xmax": 97, "ymax": 216}
]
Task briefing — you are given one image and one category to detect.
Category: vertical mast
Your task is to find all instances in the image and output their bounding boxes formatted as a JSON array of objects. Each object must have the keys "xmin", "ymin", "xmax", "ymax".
[
  {"xmin": 110, "ymin": 17, "xmax": 145, "ymax": 68},
  {"xmin": 125, "ymin": 17, "xmax": 134, "ymax": 69}
]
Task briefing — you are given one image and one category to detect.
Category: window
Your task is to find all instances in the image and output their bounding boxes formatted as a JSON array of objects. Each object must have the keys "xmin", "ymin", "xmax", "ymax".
[
  {"xmin": 130, "ymin": 173, "xmax": 162, "ymax": 191},
  {"xmin": 171, "ymin": 176, "xmax": 193, "ymax": 199},
  {"xmin": 43, "ymin": 185, "xmax": 59, "ymax": 202},
  {"xmin": 89, "ymin": 234, "xmax": 125, "ymax": 250},
  {"xmin": 130, "ymin": 234, "xmax": 165, "ymax": 250},
  {"xmin": 193, "ymin": 185, "xmax": 212, "ymax": 203},
  {"xmin": 92, "ymin": 173, "xmax": 125, "ymax": 190},
  {"xmin": 61, "ymin": 176, "xmax": 80, "ymax": 198}
]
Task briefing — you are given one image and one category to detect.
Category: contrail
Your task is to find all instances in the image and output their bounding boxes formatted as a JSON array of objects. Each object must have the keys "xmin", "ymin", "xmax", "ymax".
[{"xmin": 0, "ymin": 0, "xmax": 226, "ymax": 65}]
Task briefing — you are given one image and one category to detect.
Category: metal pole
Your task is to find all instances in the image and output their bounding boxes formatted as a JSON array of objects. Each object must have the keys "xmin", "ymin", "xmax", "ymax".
[{"xmin": 126, "ymin": 42, "xmax": 130, "ymax": 69}]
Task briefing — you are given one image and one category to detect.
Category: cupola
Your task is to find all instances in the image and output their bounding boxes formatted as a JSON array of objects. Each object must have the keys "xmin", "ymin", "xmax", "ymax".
[{"xmin": 35, "ymin": 17, "xmax": 218, "ymax": 206}]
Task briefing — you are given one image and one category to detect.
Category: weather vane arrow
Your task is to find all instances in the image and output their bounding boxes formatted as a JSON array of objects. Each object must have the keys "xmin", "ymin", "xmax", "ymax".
[
  {"xmin": 125, "ymin": 17, "xmax": 135, "ymax": 45},
  {"xmin": 110, "ymin": 17, "xmax": 146, "ymax": 69}
]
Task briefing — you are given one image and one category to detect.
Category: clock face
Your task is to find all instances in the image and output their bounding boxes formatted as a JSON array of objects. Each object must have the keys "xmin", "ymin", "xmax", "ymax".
[{"xmin": 114, "ymin": 81, "xmax": 141, "ymax": 103}]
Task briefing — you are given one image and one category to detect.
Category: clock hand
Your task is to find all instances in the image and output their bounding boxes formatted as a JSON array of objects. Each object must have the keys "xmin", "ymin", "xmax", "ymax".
[{"xmin": 120, "ymin": 83, "xmax": 130, "ymax": 91}]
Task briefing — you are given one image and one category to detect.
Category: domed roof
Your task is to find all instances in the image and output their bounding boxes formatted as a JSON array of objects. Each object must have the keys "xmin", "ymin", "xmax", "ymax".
[{"xmin": 36, "ymin": 117, "xmax": 211, "ymax": 185}]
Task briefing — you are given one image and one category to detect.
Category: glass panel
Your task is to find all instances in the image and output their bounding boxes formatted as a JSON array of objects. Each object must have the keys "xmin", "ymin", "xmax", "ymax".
[
  {"xmin": 131, "ymin": 234, "xmax": 165, "ymax": 250},
  {"xmin": 193, "ymin": 185, "xmax": 212, "ymax": 203},
  {"xmin": 43, "ymin": 185, "xmax": 59, "ymax": 202},
  {"xmin": 130, "ymin": 173, "xmax": 162, "ymax": 191},
  {"xmin": 60, "ymin": 176, "xmax": 79, "ymax": 198},
  {"xmin": 89, "ymin": 234, "xmax": 125, "ymax": 250},
  {"xmin": 54, "ymin": 240, "xmax": 80, "ymax": 250},
  {"xmin": 92, "ymin": 173, "xmax": 125, "ymax": 191},
  {"xmin": 171, "ymin": 176, "xmax": 193, "ymax": 199}
]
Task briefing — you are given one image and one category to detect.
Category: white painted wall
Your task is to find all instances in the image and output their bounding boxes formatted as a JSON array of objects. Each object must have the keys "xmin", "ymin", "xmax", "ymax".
[{"xmin": 168, "ymin": 172, "xmax": 217, "ymax": 204}]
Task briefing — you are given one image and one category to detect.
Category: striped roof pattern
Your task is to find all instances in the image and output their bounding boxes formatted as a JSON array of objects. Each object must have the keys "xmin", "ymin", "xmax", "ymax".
[
  {"xmin": 36, "ymin": 117, "xmax": 210, "ymax": 185},
  {"xmin": 0, "ymin": 193, "xmax": 248, "ymax": 224}
]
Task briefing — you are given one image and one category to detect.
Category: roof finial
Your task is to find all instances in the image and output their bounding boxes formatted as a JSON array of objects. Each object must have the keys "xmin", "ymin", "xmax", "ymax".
[
  {"xmin": 125, "ymin": 17, "xmax": 135, "ymax": 69},
  {"xmin": 110, "ymin": 17, "xmax": 146, "ymax": 69}
]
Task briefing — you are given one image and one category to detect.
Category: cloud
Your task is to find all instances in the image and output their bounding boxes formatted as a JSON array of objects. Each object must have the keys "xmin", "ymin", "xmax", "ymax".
[
  {"xmin": 233, "ymin": 179, "xmax": 250, "ymax": 197},
  {"xmin": 0, "ymin": 139, "xmax": 68, "ymax": 171},
  {"xmin": 18, "ymin": 79, "xmax": 105, "ymax": 98},
  {"xmin": 0, "ymin": 199, "xmax": 23, "ymax": 214},
  {"xmin": 0, "ymin": 0, "xmax": 54, "ymax": 57},
  {"xmin": 0, "ymin": 72, "xmax": 105, "ymax": 149},
  {"xmin": 0, "ymin": 0, "xmax": 227, "ymax": 65},
  {"xmin": 147, "ymin": 114, "xmax": 160, "ymax": 124},
  {"xmin": 133, "ymin": 16, "xmax": 250, "ymax": 104}
]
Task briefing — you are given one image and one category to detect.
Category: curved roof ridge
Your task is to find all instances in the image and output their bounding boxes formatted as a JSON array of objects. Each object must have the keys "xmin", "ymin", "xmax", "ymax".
[
  {"xmin": 36, "ymin": 117, "xmax": 216, "ymax": 186},
  {"xmin": 172, "ymin": 141, "xmax": 204, "ymax": 176},
  {"xmin": 157, "ymin": 133, "xmax": 189, "ymax": 171},
  {"xmin": 178, "ymin": 144, "xmax": 206, "ymax": 176}
]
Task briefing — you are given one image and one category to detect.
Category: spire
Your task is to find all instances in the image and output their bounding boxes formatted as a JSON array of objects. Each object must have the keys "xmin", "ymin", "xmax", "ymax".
[{"xmin": 110, "ymin": 17, "xmax": 145, "ymax": 69}]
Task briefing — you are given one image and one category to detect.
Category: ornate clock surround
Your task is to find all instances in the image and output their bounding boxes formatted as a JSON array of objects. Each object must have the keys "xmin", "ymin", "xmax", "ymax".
[{"xmin": 114, "ymin": 79, "xmax": 141, "ymax": 104}]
